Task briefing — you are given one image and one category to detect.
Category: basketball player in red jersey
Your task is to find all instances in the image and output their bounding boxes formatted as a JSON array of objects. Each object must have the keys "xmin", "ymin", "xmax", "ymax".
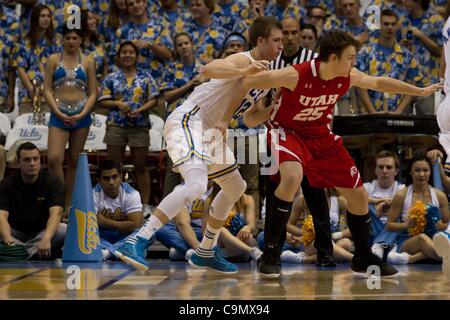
[{"xmin": 242, "ymin": 29, "xmax": 443, "ymax": 278}]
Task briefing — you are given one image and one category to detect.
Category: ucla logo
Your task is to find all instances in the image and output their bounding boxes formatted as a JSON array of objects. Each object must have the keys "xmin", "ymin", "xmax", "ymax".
[
  {"xmin": 74, "ymin": 210, "xmax": 100, "ymax": 254},
  {"xmin": 87, "ymin": 131, "xmax": 95, "ymax": 140},
  {"xmin": 20, "ymin": 128, "xmax": 42, "ymax": 140}
]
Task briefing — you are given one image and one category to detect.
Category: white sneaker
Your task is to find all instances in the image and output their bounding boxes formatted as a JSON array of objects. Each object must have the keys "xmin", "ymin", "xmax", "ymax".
[
  {"xmin": 185, "ymin": 248, "xmax": 195, "ymax": 261},
  {"xmin": 371, "ymin": 243, "xmax": 384, "ymax": 259},
  {"xmin": 433, "ymin": 231, "xmax": 450, "ymax": 279},
  {"xmin": 102, "ymin": 249, "xmax": 111, "ymax": 261},
  {"xmin": 250, "ymin": 247, "xmax": 263, "ymax": 261},
  {"xmin": 169, "ymin": 247, "xmax": 185, "ymax": 261},
  {"xmin": 387, "ymin": 251, "xmax": 410, "ymax": 265},
  {"xmin": 281, "ymin": 250, "xmax": 305, "ymax": 264}
]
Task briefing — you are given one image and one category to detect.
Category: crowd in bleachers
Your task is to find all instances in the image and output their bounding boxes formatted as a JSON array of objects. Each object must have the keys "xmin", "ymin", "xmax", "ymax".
[{"xmin": 0, "ymin": 0, "xmax": 449, "ymax": 266}]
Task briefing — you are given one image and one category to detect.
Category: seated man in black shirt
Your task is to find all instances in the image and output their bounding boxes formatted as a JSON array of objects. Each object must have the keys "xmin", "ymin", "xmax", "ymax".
[{"xmin": 0, "ymin": 142, "xmax": 66, "ymax": 260}]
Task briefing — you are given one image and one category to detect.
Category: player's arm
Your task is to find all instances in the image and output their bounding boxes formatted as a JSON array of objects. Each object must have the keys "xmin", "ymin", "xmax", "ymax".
[
  {"xmin": 350, "ymin": 67, "xmax": 443, "ymax": 97},
  {"xmin": 243, "ymin": 98, "xmax": 272, "ymax": 128},
  {"xmin": 242, "ymin": 66, "xmax": 299, "ymax": 90},
  {"xmin": 200, "ymin": 53, "xmax": 269, "ymax": 79}
]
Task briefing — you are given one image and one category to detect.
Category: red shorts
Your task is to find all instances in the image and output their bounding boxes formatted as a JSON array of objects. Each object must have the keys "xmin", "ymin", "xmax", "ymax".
[{"xmin": 267, "ymin": 127, "xmax": 362, "ymax": 189}]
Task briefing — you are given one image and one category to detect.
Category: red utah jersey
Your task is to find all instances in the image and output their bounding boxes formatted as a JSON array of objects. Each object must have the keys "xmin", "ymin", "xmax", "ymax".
[{"xmin": 269, "ymin": 59, "xmax": 350, "ymax": 137}]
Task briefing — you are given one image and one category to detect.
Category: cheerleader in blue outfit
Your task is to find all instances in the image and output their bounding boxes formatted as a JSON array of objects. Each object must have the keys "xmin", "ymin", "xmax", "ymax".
[
  {"xmin": 386, "ymin": 154, "xmax": 449, "ymax": 264},
  {"xmin": 43, "ymin": 24, "xmax": 97, "ymax": 212}
]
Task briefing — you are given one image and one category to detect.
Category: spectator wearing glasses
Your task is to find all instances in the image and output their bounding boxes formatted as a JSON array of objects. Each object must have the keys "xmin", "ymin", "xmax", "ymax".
[{"xmin": 305, "ymin": 5, "xmax": 327, "ymax": 38}]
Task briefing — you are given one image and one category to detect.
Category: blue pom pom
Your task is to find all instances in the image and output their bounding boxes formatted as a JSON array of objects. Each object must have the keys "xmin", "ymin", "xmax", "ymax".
[{"xmin": 424, "ymin": 205, "xmax": 441, "ymax": 237}]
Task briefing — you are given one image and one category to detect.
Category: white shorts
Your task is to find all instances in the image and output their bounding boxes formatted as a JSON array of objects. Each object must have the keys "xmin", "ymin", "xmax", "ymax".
[{"xmin": 164, "ymin": 104, "xmax": 238, "ymax": 180}]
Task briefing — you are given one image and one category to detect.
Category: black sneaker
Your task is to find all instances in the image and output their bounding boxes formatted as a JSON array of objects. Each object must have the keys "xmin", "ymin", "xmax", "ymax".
[
  {"xmin": 257, "ymin": 252, "xmax": 281, "ymax": 278},
  {"xmin": 351, "ymin": 253, "xmax": 398, "ymax": 278},
  {"xmin": 316, "ymin": 254, "xmax": 337, "ymax": 267}
]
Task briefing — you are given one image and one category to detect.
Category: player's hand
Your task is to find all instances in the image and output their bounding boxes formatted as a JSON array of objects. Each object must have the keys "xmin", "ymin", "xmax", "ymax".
[
  {"xmin": 243, "ymin": 60, "xmax": 270, "ymax": 76},
  {"xmin": 427, "ymin": 149, "xmax": 443, "ymax": 163},
  {"xmin": 420, "ymin": 83, "xmax": 444, "ymax": 97}
]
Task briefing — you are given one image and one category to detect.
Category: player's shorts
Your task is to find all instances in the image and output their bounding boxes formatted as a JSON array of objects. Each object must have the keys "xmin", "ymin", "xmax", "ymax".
[
  {"xmin": 437, "ymin": 95, "xmax": 450, "ymax": 173},
  {"xmin": 164, "ymin": 103, "xmax": 238, "ymax": 180},
  {"xmin": 268, "ymin": 126, "xmax": 362, "ymax": 189}
]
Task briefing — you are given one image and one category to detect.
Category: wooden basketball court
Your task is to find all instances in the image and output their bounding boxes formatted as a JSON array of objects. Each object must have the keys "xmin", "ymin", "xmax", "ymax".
[{"xmin": 0, "ymin": 261, "xmax": 449, "ymax": 300}]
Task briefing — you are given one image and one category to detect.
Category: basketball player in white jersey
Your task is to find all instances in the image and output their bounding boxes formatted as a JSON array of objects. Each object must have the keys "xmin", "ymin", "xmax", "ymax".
[
  {"xmin": 114, "ymin": 17, "xmax": 283, "ymax": 273},
  {"xmin": 433, "ymin": 8, "xmax": 450, "ymax": 280}
]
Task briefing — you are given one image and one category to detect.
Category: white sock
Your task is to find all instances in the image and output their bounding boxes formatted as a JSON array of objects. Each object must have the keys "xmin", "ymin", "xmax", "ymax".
[
  {"xmin": 196, "ymin": 223, "xmax": 221, "ymax": 258},
  {"xmin": 136, "ymin": 215, "xmax": 163, "ymax": 240}
]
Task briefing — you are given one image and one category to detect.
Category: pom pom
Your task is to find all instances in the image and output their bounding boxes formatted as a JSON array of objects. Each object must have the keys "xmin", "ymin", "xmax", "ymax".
[
  {"xmin": 301, "ymin": 215, "xmax": 315, "ymax": 246},
  {"xmin": 408, "ymin": 201, "xmax": 426, "ymax": 237},
  {"xmin": 424, "ymin": 204, "xmax": 441, "ymax": 237}
]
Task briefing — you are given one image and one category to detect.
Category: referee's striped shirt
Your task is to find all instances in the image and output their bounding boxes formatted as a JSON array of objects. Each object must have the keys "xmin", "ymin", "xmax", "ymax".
[{"xmin": 271, "ymin": 47, "xmax": 318, "ymax": 70}]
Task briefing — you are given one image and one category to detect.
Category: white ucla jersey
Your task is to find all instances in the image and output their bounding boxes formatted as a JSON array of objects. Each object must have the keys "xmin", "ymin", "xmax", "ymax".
[
  {"xmin": 182, "ymin": 51, "xmax": 273, "ymax": 126},
  {"xmin": 93, "ymin": 182, "xmax": 142, "ymax": 221},
  {"xmin": 443, "ymin": 16, "xmax": 450, "ymax": 94}
]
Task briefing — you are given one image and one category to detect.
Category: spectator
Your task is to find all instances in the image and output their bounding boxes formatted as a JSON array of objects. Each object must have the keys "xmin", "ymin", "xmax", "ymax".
[
  {"xmin": 299, "ymin": 24, "xmax": 319, "ymax": 51},
  {"xmin": 212, "ymin": 0, "xmax": 246, "ymax": 32},
  {"xmin": 114, "ymin": 0, "xmax": 173, "ymax": 80},
  {"xmin": 184, "ymin": 0, "xmax": 228, "ymax": 63},
  {"xmin": 304, "ymin": 5, "xmax": 327, "ymax": 38},
  {"xmin": 151, "ymin": 0, "xmax": 192, "ymax": 39},
  {"xmin": 386, "ymin": 153, "xmax": 449, "ymax": 264},
  {"xmin": 363, "ymin": 150, "xmax": 405, "ymax": 258},
  {"xmin": 400, "ymin": 0, "xmax": 443, "ymax": 115},
  {"xmin": 100, "ymin": 0, "xmax": 130, "ymax": 46},
  {"xmin": 356, "ymin": 9, "xmax": 422, "ymax": 114},
  {"xmin": 0, "ymin": 142, "xmax": 66, "ymax": 260},
  {"xmin": 15, "ymin": 4, "xmax": 60, "ymax": 115},
  {"xmin": 93, "ymin": 160, "xmax": 144, "ymax": 260},
  {"xmin": 0, "ymin": 3, "xmax": 20, "ymax": 42},
  {"xmin": 81, "ymin": 9, "xmax": 108, "ymax": 82},
  {"xmin": 43, "ymin": 25, "xmax": 97, "ymax": 214},
  {"xmin": 264, "ymin": 0, "xmax": 306, "ymax": 23},
  {"xmin": 99, "ymin": 41, "xmax": 159, "ymax": 218},
  {"xmin": 0, "ymin": 31, "xmax": 14, "ymax": 113},
  {"xmin": 233, "ymin": 0, "xmax": 266, "ymax": 36}
]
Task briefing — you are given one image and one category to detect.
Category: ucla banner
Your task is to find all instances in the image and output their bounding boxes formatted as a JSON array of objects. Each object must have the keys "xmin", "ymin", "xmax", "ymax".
[{"xmin": 63, "ymin": 153, "xmax": 102, "ymax": 262}]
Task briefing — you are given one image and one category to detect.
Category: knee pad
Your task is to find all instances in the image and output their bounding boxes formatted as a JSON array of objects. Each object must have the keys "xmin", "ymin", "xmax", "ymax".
[{"xmin": 215, "ymin": 171, "xmax": 247, "ymax": 201}]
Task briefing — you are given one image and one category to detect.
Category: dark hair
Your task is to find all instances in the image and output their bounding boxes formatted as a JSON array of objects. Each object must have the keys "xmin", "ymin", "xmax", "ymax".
[
  {"xmin": 202, "ymin": 0, "xmax": 216, "ymax": 14},
  {"xmin": 97, "ymin": 160, "xmax": 122, "ymax": 177},
  {"xmin": 116, "ymin": 40, "xmax": 139, "ymax": 66},
  {"xmin": 375, "ymin": 150, "xmax": 400, "ymax": 169},
  {"xmin": 17, "ymin": 142, "xmax": 40, "ymax": 160},
  {"xmin": 27, "ymin": 4, "xmax": 54, "ymax": 49},
  {"xmin": 62, "ymin": 23, "xmax": 83, "ymax": 38},
  {"xmin": 301, "ymin": 23, "xmax": 318, "ymax": 40},
  {"xmin": 418, "ymin": 0, "xmax": 430, "ymax": 11},
  {"xmin": 173, "ymin": 32, "xmax": 194, "ymax": 59},
  {"xmin": 107, "ymin": 0, "xmax": 126, "ymax": 29},
  {"xmin": 81, "ymin": 9, "xmax": 100, "ymax": 45},
  {"xmin": 306, "ymin": 5, "xmax": 326, "ymax": 17},
  {"xmin": 249, "ymin": 16, "xmax": 282, "ymax": 47},
  {"xmin": 317, "ymin": 29, "xmax": 360, "ymax": 61},
  {"xmin": 380, "ymin": 8, "xmax": 398, "ymax": 22},
  {"xmin": 406, "ymin": 152, "xmax": 433, "ymax": 185}
]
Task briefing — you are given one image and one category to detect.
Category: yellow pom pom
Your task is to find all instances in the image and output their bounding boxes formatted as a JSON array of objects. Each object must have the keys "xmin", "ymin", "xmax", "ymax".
[
  {"xmin": 408, "ymin": 201, "xmax": 426, "ymax": 236},
  {"xmin": 301, "ymin": 215, "xmax": 315, "ymax": 246}
]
